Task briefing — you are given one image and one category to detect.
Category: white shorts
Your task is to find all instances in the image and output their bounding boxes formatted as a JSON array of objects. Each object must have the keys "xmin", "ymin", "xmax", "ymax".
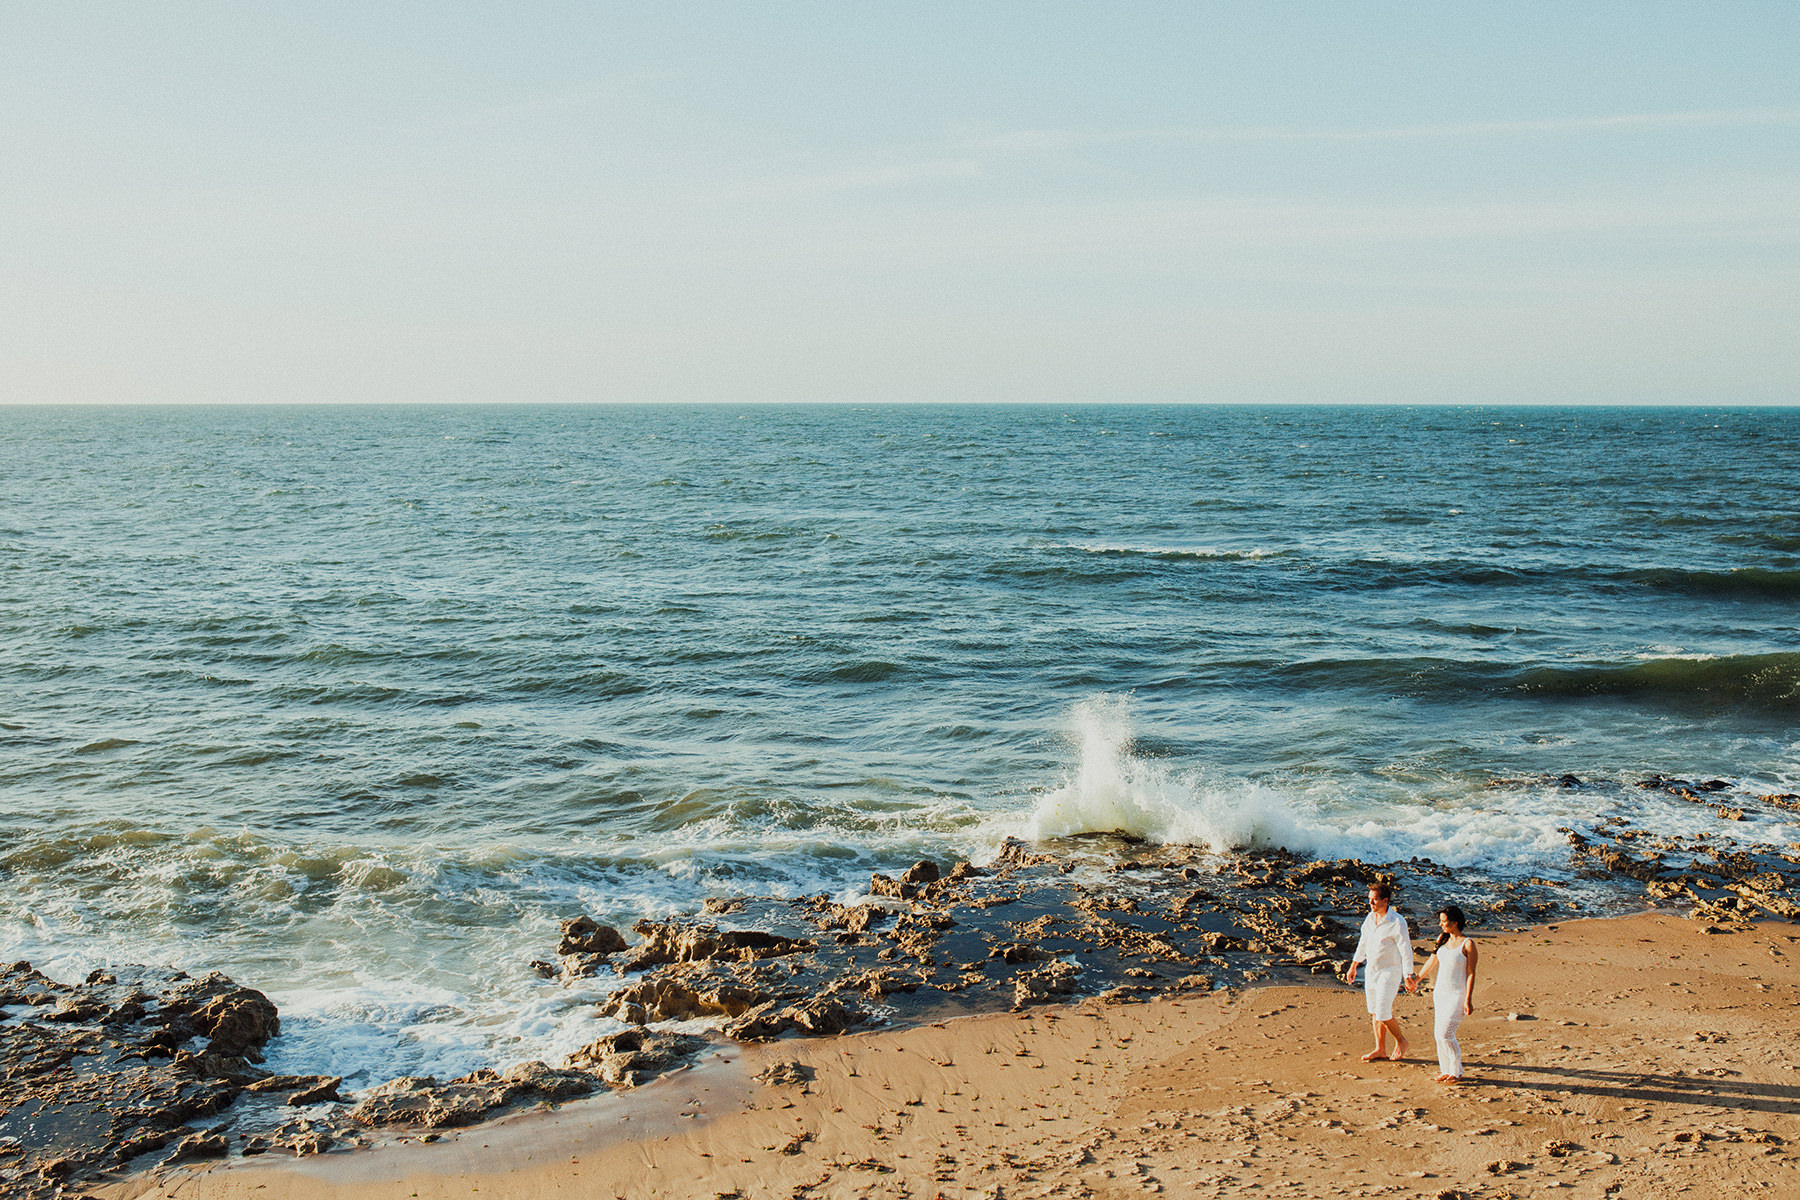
[{"xmin": 1363, "ymin": 967, "xmax": 1403, "ymax": 1021}]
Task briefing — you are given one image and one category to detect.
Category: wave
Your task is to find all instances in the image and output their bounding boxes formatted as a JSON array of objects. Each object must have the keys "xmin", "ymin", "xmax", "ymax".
[
  {"xmin": 1026, "ymin": 696, "xmax": 1320, "ymax": 852},
  {"xmin": 1020, "ymin": 693, "xmax": 1800, "ymax": 863},
  {"xmin": 1512, "ymin": 652, "xmax": 1800, "ymax": 709},
  {"xmin": 1061, "ymin": 543, "xmax": 1285, "ymax": 563},
  {"xmin": 1250, "ymin": 652, "xmax": 1800, "ymax": 712},
  {"xmin": 1624, "ymin": 567, "xmax": 1800, "ymax": 598},
  {"xmin": 1020, "ymin": 695, "xmax": 1598, "ymax": 866},
  {"xmin": 1190, "ymin": 554, "xmax": 1800, "ymax": 599}
]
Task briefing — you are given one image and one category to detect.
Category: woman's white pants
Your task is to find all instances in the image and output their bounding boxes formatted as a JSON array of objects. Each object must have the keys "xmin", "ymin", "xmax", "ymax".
[{"xmin": 1433, "ymin": 1002, "xmax": 1465, "ymax": 1077}]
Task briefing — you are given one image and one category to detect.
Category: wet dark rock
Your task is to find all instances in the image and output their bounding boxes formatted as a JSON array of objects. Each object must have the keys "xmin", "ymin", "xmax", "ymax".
[
  {"xmin": 243, "ymin": 1074, "xmax": 344, "ymax": 1105},
  {"xmin": 0, "ymin": 961, "xmax": 67, "ymax": 1008},
  {"xmin": 615, "ymin": 920, "xmax": 814, "ymax": 974},
  {"xmin": 813, "ymin": 902, "xmax": 890, "ymax": 934},
  {"xmin": 0, "ymin": 964, "xmax": 286, "ymax": 1199},
  {"xmin": 558, "ymin": 915, "xmax": 629, "ymax": 957},
  {"xmin": 901, "ymin": 860, "xmax": 941, "ymax": 885},
  {"xmin": 1289, "ymin": 859, "xmax": 1376, "ymax": 886},
  {"xmin": 836, "ymin": 967, "xmax": 927, "ymax": 998},
  {"xmin": 993, "ymin": 836, "xmax": 1056, "ymax": 869}
]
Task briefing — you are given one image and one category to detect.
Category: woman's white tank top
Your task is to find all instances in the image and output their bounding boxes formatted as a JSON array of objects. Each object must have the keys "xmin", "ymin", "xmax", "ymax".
[{"xmin": 1433, "ymin": 937, "xmax": 1470, "ymax": 1010}]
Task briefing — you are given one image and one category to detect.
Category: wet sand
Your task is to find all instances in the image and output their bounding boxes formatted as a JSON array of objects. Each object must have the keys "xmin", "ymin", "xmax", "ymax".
[{"xmin": 103, "ymin": 913, "xmax": 1800, "ymax": 1200}]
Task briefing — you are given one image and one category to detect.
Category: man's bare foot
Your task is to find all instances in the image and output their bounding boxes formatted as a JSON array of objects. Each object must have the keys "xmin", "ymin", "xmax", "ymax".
[
  {"xmin": 1386, "ymin": 1039, "xmax": 1408, "ymax": 1061},
  {"xmin": 1435, "ymin": 1074, "xmax": 1461, "ymax": 1084},
  {"xmin": 1360, "ymin": 1049, "xmax": 1385, "ymax": 1062}
]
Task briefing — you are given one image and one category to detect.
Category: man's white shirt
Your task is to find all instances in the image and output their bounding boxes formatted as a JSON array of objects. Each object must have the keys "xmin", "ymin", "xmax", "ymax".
[{"xmin": 1353, "ymin": 909, "xmax": 1414, "ymax": 975}]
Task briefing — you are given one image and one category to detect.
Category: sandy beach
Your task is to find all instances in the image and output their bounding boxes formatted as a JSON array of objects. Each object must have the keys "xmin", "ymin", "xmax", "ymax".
[{"xmin": 100, "ymin": 912, "xmax": 1800, "ymax": 1200}]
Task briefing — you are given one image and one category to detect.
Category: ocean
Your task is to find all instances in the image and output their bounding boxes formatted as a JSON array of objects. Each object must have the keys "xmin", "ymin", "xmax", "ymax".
[{"xmin": 2, "ymin": 402, "xmax": 1797, "ymax": 1086}]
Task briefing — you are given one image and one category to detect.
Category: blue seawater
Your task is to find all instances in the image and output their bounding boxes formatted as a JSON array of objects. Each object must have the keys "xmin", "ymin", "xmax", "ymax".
[{"xmin": 2, "ymin": 403, "xmax": 1797, "ymax": 1081}]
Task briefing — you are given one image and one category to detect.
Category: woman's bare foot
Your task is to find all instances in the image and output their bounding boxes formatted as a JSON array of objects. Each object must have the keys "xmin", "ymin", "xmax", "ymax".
[{"xmin": 1435, "ymin": 1074, "xmax": 1461, "ymax": 1084}]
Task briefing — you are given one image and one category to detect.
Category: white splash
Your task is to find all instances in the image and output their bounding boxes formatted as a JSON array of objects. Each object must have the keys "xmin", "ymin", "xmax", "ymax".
[{"xmin": 1027, "ymin": 695, "xmax": 1317, "ymax": 851}]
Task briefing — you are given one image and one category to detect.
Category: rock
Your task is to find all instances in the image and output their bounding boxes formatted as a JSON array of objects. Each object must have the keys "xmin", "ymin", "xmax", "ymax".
[
  {"xmin": 0, "ymin": 961, "xmax": 67, "ymax": 1008},
  {"xmin": 616, "ymin": 920, "xmax": 814, "ymax": 973},
  {"xmin": 598, "ymin": 977, "xmax": 772, "ymax": 1024},
  {"xmin": 1096, "ymin": 985, "xmax": 1154, "ymax": 1004},
  {"xmin": 868, "ymin": 873, "xmax": 912, "ymax": 900},
  {"xmin": 349, "ymin": 1074, "xmax": 527, "ymax": 1129},
  {"xmin": 837, "ymin": 968, "xmax": 925, "ymax": 998},
  {"xmin": 565, "ymin": 1030, "xmax": 709, "ymax": 1087},
  {"xmin": 163, "ymin": 1131, "xmax": 229, "ymax": 1164},
  {"xmin": 0, "ymin": 963, "xmax": 292, "ymax": 1196},
  {"xmin": 243, "ymin": 1074, "xmax": 344, "ymax": 1105},
  {"xmin": 1289, "ymin": 859, "xmax": 1375, "ymax": 886},
  {"xmin": 558, "ymin": 915, "xmax": 629, "ymax": 957},
  {"xmin": 726, "ymin": 996, "xmax": 866, "ymax": 1041},
  {"xmin": 815, "ymin": 902, "xmax": 890, "ymax": 933},
  {"xmin": 992, "ymin": 837, "xmax": 1055, "ymax": 869},
  {"xmin": 1013, "ymin": 961, "xmax": 1079, "ymax": 1007},
  {"xmin": 754, "ymin": 1060, "xmax": 813, "ymax": 1086},
  {"xmin": 289, "ymin": 1131, "xmax": 335, "ymax": 1156},
  {"xmin": 160, "ymin": 974, "xmax": 281, "ymax": 1061},
  {"xmin": 784, "ymin": 995, "xmax": 865, "ymax": 1036},
  {"xmin": 503, "ymin": 1059, "xmax": 597, "ymax": 1100},
  {"xmin": 900, "ymin": 860, "xmax": 941, "ymax": 885}
]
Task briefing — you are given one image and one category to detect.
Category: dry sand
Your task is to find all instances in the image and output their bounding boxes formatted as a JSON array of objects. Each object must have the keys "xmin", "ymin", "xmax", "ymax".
[{"xmin": 104, "ymin": 913, "xmax": 1800, "ymax": 1200}]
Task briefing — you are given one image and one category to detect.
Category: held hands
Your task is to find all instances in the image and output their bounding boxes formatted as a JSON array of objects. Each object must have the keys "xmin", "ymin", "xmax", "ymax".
[{"xmin": 1404, "ymin": 975, "xmax": 1419, "ymax": 994}]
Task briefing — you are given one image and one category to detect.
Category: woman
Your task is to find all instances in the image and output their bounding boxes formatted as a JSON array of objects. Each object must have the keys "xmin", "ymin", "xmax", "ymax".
[{"xmin": 1410, "ymin": 904, "xmax": 1477, "ymax": 1083}]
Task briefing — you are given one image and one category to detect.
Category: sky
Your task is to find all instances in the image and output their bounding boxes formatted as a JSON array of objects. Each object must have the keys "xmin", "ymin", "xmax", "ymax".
[{"xmin": 2, "ymin": 3, "xmax": 1796, "ymax": 406}]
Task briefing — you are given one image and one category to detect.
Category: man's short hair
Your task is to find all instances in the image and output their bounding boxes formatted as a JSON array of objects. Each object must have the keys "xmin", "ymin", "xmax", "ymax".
[{"xmin": 1369, "ymin": 881, "xmax": 1393, "ymax": 901}]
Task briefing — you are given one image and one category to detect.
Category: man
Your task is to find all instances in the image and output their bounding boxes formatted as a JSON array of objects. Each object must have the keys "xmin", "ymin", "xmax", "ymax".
[{"xmin": 1345, "ymin": 881, "xmax": 1416, "ymax": 1062}]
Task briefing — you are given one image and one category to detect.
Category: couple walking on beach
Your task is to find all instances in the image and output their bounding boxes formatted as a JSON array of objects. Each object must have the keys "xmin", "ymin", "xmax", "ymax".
[{"xmin": 1344, "ymin": 882, "xmax": 1479, "ymax": 1084}]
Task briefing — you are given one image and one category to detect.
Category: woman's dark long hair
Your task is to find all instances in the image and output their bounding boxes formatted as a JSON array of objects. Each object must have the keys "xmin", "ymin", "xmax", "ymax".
[{"xmin": 1434, "ymin": 904, "xmax": 1467, "ymax": 949}]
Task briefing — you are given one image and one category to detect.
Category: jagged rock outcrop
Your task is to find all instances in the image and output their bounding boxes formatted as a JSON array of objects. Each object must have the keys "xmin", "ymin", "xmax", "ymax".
[
  {"xmin": 0, "ymin": 963, "xmax": 285, "ymax": 1200},
  {"xmin": 564, "ymin": 1030, "xmax": 709, "ymax": 1087}
]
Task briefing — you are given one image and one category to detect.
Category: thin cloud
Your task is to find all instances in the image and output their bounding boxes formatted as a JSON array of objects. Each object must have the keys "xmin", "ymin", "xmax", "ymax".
[
  {"xmin": 743, "ymin": 158, "xmax": 984, "ymax": 198},
  {"xmin": 968, "ymin": 108, "xmax": 1800, "ymax": 151}
]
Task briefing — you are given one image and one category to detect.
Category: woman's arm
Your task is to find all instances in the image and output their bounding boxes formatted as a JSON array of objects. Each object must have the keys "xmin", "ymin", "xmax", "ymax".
[
  {"xmin": 1411, "ymin": 952, "xmax": 1436, "ymax": 993},
  {"xmin": 1462, "ymin": 940, "xmax": 1479, "ymax": 1014}
]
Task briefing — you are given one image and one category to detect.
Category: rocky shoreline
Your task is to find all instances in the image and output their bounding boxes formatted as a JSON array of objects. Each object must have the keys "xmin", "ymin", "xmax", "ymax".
[{"xmin": 5, "ymin": 773, "xmax": 1797, "ymax": 1199}]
